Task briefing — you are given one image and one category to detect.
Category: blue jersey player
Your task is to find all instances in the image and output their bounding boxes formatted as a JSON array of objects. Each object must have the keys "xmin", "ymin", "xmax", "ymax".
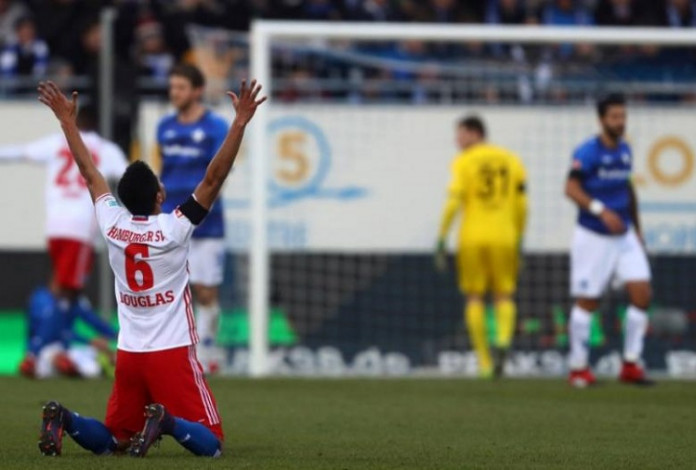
[
  {"xmin": 19, "ymin": 286, "xmax": 116, "ymax": 379},
  {"xmin": 156, "ymin": 64, "xmax": 228, "ymax": 372},
  {"xmin": 565, "ymin": 94, "xmax": 653, "ymax": 388}
]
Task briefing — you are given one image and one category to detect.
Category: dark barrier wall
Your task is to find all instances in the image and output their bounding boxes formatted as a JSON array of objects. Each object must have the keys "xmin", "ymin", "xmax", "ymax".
[{"xmin": 2, "ymin": 251, "xmax": 694, "ymax": 370}]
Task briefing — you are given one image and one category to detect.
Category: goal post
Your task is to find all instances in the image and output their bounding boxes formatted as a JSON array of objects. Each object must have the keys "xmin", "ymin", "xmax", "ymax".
[{"xmin": 247, "ymin": 21, "xmax": 696, "ymax": 377}]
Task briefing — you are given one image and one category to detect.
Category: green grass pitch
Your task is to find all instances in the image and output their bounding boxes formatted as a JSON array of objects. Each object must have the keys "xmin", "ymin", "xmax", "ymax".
[{"xmin": 1, "ymin": 377, "xmax": 694, "ymax": 469}]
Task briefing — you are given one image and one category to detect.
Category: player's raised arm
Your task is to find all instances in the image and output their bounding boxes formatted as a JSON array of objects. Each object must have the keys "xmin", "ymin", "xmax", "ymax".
[
  {"xmin": 193, "ymin": 79, "xmax": 267, "ymax": 209},
  {"xmin": 37, "ymin": 81, "xmax": 109, "ymax": 201}
]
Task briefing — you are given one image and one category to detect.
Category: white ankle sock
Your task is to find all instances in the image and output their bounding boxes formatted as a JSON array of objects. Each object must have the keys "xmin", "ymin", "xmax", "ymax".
[
  {"xmin": 624, "ymin": 306, "xmax": 648, "ymax": 363},
  {"xmin": 195, "ymin": 303, "xmax": 220, "ymax": 346},
  {"xmin": 569, "ymin": 305, "xmax": 593, "ymax": 371}
]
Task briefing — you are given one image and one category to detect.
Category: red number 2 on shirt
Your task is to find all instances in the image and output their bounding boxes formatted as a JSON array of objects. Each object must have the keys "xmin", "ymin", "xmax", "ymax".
[
  {"xmin": 55, "ymin": 148, "xmax": 100, "ymax": 188},
  {"xmin": 125, "ymin": 243, "xmax": 154, "ymax": 292}
]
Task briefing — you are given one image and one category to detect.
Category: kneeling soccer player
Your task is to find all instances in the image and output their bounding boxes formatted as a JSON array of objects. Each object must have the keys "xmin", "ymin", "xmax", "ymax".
[{"xmin": 35, "ymin": 78, "xmax": 265, "ymax": 456}]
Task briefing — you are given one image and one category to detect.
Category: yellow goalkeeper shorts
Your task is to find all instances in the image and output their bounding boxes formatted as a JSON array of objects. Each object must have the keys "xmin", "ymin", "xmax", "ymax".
[{"xmin": 457, "ymin": 243, "xmax": 519, "ymax": 296}]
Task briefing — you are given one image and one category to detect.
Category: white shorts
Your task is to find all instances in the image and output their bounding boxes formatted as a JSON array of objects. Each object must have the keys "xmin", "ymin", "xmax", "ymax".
[
  {"xmin": 188, "ymin": 238, "xmax": 226, "ymax": 287},
  {"xmin": 36, "ymin": 343, "xmax": 101, "ymax": 379},
  {"xmin": 570, "ymin": 225, "xmax": 651, "ymax": 298}
]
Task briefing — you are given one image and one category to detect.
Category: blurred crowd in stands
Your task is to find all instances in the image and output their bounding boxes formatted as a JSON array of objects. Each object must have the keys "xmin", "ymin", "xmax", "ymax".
[{"xmin": 0, "ymin": 0, "xmax": 693, "ymax": 136}]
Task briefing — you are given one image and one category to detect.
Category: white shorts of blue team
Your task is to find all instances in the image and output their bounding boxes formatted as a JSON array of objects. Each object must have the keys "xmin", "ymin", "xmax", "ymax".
[
  {"xmin": 36, "ymin": 342, "xmax": 101, "ymax": 379},
  {"xmin": 188, "ymin": 238, "xmax": 226, "ymax": 287},
  {"xmin": 570, "ymin": 225, "xmax": 651, "ymax": 298}
]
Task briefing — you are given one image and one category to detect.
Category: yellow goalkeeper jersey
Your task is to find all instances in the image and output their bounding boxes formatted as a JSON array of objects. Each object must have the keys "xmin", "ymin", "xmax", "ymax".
[{"xmin": 448, "ymin": 143, "xmax": 527, "ymax": 246}]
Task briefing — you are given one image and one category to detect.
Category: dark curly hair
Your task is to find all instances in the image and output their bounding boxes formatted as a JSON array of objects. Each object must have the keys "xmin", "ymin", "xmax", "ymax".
[{"xmin": 117, "ymin": 161, "xmax": 160, "ymax": 216}]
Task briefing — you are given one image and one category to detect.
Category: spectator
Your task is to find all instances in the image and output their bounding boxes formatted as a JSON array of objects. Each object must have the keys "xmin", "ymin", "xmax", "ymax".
[
  {"xmin": 417, "ymin": 0, "xmax": 480, "ymax": 23},
  {"xmin": 354, "ymin": 0, "xmax": 402, "ymax": 22},
  {"xmin": 28, "ymin": 0, "xmax": 98, "ymax": 70},
  {"xmin": 0, "ymin": 15, "xmax": 48, "ymax": 78},
  {"xmin": 0, "ymin": 0, "xmax": 28, "ymax": 47},
  {"xmin": 541, "ymin": 0, "xmax": 594, "ymax": 26},
  {"xmin": 594, "ymin": 0, "xmax": 649, "ymax": 26},
  {"xmin": 135, "ymin": 16, "xmax": 174, "ymax": 82},
  {"xmin": 660, "ymin": 0, "xmax": 696, "ymax": 27},
  {"xmin": 486, "ymin": 0, "xmax": 529, "ymax": 25},
  {"xmin": 303, "ymin": 0, "xmax": 342, "ymax": 20}
]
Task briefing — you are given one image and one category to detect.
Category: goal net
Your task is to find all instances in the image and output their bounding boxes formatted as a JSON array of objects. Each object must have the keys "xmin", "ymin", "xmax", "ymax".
[{"xmin": 151, "ymin": 23, "xmax": 696, "ymax": 377}]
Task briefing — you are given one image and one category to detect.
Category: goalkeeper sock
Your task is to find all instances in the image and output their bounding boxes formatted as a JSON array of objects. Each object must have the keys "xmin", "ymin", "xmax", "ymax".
[
  {"xmin": 624, "ymin": 305, "xmax": 648, "ymax": 363},
  {"xmin": 466, "ymin": 300, "xmax": 492, "ymax": 374},
  {"xmin": 64, "ymin": 411, "xmax": 117, "ymax": 455},
  {"xmin": 195, "ymin": 302, "xmax": 220, "ymax": 346},
  {"xmin": 568, "ymin": 305, "xmax": 592, "ymax": 370},
  {"xmin": 494, "ymin": 299, "xmax": 516, "ymax": 349},
  {"xmin": 169, "ymin": 418, "xmax": 222, "ymax": 457}
]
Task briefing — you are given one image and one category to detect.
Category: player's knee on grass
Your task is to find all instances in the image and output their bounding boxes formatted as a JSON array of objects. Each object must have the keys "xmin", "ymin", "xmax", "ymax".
[
  {"xmin": 576, "ymin": 298, "xmax": 600, "ymax": 312},
  {"xmin": 626, "ymin": 282, "xmax": 651, "ymax": 310}
]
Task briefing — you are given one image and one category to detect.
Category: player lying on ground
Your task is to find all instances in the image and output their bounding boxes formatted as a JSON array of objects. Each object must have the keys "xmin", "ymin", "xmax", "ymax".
[
  {"xmin": 436, "ymin": 116, "xmax": 528, "ymax": 378},
  {"xmin": 20, "ymin": 286, "xmax": 116, "ymax": 379},
  {"xmin": 35, "ymin": 79, "xmax": 266, "ymax": 457},
  {"xmin": 565, "ymin": 93, "xmax": 653, "ymax": 387}
]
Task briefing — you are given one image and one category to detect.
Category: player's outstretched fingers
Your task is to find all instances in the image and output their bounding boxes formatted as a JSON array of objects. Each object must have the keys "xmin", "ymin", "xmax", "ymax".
[
  {"xmin": 71, "ymin": 91, "xmax": 79, "ymax": 107},
  {"xmin": 251, "ymin": 82, "xmax": 262, "ymax": 100},
  {"xmin": 255, "ymin": 96, "xmax": 268, "ymax": 106},
  {"xmin": 239, "ymin": 79, "xmax": 247, "ymax": 97},
  {"xmin": 227, "ymin": 91, "xmax": 239, "ymax": 107}
]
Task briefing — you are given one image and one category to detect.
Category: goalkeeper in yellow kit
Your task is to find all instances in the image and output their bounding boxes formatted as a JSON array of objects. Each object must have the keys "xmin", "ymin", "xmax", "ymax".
[{"xmin": 435, "ymin": 116, "xmax": 528, "ymax": 378}]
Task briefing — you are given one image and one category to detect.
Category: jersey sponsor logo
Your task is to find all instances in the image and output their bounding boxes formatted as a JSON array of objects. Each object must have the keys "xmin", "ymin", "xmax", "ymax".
[
  {"xmin": 107, "ymin": 226, "xmax": 166, "ymax": 243},
  {"xmin": 598, "ymin": 168, "xmax": 631, "ymax": 180},
  {"xmin": 191, "ymin": 128, "xmax": 205, "ymax": 143},
  {"xmin": 161, "ymin": 144, "xmax": 203, "ymax": 158},
  {"xmin": 118, "ymin": 290, "xmax": 175, "ymax": 308}
]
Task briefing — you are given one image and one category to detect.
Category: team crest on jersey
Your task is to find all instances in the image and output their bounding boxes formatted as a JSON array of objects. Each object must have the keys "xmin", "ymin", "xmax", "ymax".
[
  {"xmin": 191, "ymin": 128, "xmax": 205, "ymax": 143},
  {"xmin": 622, "ymin": 152, "xmax": 630, "ymax": 164}
]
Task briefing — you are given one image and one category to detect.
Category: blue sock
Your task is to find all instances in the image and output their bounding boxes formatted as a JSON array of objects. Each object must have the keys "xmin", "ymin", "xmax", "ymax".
[
  {"xmin": 169, "ymin": 418, "xmax": 221, "ymax": 457},
  {"xmin": 64, "ymin": 412, "xmax": 117, "ymax": 455}
]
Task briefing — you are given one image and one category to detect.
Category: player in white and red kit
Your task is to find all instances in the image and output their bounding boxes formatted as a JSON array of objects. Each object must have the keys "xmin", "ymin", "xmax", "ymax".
[
  {"xmin": 0, "ymin": 106, "xmax": 126, "ymax": 378},
  {"xmin": 35, "ymin": 79, "xmax": 265, "ymax": 457}
]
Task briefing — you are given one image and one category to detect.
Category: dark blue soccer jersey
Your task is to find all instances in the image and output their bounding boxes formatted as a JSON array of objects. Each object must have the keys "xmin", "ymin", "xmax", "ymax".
[
  {"xmin": 157, "ymin": 110, "xmax": 228, "ymax": 239},
  {"xmin": 571, "ymin": 136, "xmax": 633, "ymax": 235}
]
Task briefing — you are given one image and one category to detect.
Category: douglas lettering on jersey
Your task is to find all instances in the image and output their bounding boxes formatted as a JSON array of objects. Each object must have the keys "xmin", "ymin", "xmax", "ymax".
[{"xmin": 119, "ymin": 291, "xmax": 175, "ymax": 308}]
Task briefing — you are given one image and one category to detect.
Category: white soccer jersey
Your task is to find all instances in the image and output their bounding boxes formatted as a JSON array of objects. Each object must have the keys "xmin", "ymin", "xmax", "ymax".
[
  {"xmin": 0, "ymin": 132, "xmax": 127, "ymax": 244},
  {"xmin": 95, "ymin": 193, "xmax": 199, "ymax": 352}
]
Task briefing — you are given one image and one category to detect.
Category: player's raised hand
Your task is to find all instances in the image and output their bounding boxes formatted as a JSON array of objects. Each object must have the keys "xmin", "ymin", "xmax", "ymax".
[
  {"xmin": 228, "ymin": 79, "xmax": 267, "ymax": 126},
  {"xmin": 37, "ymin": 81, "xmax": 78, "ymax": 124},
  {"xmin": 600, "ymin": 208, "xmax": 626, "ymax": 234}
]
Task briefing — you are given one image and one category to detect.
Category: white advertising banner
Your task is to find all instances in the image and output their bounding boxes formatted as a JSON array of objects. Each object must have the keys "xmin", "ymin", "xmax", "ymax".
[
  {"xmin": 2, "ymin": 102, "xmax": 693, "ymax": 253},
  {"xmin": 140, "ymin": 103, "xmax": 696, "ymax": 254}
]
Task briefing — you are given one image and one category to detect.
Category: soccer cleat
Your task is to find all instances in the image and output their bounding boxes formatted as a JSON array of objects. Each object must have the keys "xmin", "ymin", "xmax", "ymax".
[
  {"xmin": 128, "ymin": 404, "xmax": 171, "ymax": 457},
  {"xmin": 569, "ymin": 368, "xmax": 596, "ymax": 388},
  {"xmin": 492, "ymin": 348, "xmax": 508, "ymax": 379},
  {"xmin": 619, "ymin": 361, "xmax": 655, "ymax": 386},
  {"xmin": 38, "ymin": 401, "xmax": 66, "ymax": 456}
]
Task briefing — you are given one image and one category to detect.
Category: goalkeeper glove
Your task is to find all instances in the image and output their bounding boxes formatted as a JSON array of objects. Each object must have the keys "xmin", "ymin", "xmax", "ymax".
[{"xmin": 434, "ymin": 239, "xmax": 448, "ymax": 272}]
